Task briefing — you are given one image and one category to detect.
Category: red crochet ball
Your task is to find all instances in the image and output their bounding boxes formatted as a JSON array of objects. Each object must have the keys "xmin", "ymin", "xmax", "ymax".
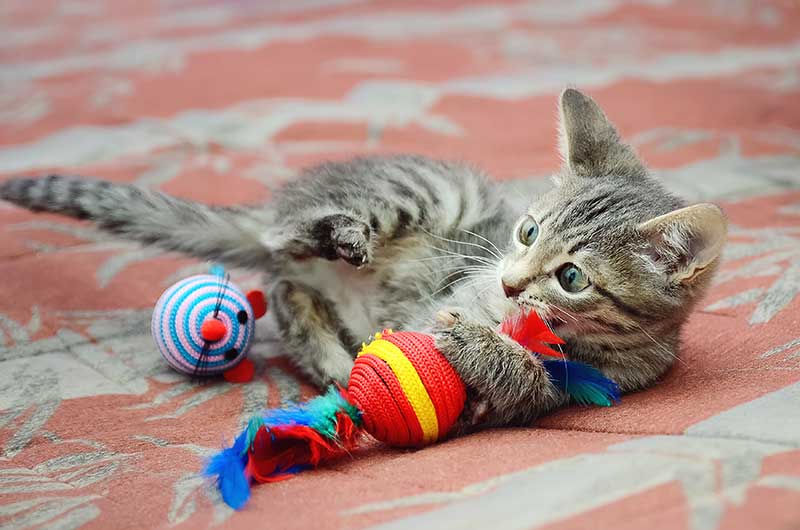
[{"xmin": 347, "ymin": 331, "xmax": 466, "ymax": 447}]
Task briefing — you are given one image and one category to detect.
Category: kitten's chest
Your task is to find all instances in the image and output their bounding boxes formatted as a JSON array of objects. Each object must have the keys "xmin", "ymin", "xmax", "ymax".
[{"xmin": 286, "ymin": 260, "xmax": 385, "ymax": 340}]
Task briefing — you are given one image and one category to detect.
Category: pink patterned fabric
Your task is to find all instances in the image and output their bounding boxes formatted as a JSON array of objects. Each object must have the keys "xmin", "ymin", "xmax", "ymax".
[{"xmin": 1, "ymin": 2, "xmax": 799, "ymax": 530}]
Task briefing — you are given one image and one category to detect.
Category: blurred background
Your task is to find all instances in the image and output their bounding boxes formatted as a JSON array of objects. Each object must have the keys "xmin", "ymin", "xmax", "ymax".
[{"xmin": 1, "ymin": 2, "xmax": 799, "ymax": 530}]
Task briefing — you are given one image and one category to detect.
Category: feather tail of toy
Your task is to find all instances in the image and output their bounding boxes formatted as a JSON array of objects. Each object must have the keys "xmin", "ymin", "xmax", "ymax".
[
  {"xmin": 542, "ymin": 359, "xmax": 621, "ymax": 407},
  {"xmin": 205, "ymin": 386, "xmax": 362, "ymax": 509},
  {"xmin": 205, "ymin": 430, "xmax": 250, "ymax": 510}
]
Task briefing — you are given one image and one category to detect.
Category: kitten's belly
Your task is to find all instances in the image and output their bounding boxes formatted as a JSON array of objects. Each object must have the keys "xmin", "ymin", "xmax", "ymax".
[{"xmin": 288, "ymin": 260, "xmax": 381, "ymax": 341}]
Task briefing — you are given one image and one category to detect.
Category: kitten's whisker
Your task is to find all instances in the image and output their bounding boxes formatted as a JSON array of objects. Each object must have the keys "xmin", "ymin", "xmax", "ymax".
[
  {"xmin": 458, "ymin": 228, "xmax": 504, "ymax": 259},
  {"xmin": 421, "ymin": 228, "xmax": 503, "ymax": 261},
  {"xmin": 432, "ymin": 263, "xmax": 496, "ymax": 278},
  {"xmin": 399, "ymin": 254, "xmax": 471, "ymax": 265},
  {"xmin": 428, "ymin": 246, "xmax": 498, "ymax": 265},
  {"xmin": 468, "ymin": 282, "xmax": 496, "ymax": 306},
  {"xmin": 431, "ymin": 269, "xmax": 496, "ymax": 300},
  {"xmin": 433, "ymin": 273, "xmax": 488, "ymax": 294},
  {"xmin": 550, "ymin": 305, "xmax": 579, "ymax": 323},
  {"xmin": 421, "ymin": 246, "xmax": 498, "ymax": 268},
  {"xmin": 435, "ymin": 267, "xmax": 494, "ymax": 283},
  {"xmin": 430, "ymin": 271, "xmax": 492, "ymax": 297},
  {"xmin": 633, "ymin": 322, "xmax": 688, "ymax": 368}
]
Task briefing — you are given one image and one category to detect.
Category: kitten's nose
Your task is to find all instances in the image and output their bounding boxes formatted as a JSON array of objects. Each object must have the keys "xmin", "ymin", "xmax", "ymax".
[{"xmin": 502, "ymin": 282, "xmax": 524, "ymax": 299}]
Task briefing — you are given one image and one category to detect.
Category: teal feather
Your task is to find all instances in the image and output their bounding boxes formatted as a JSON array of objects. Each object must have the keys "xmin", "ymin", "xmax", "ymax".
[
  {"xmin": 243, "ymin": 416, "xmax": 265, "ymax": 455},
  {"xmin": 543, "ymin": 359, "xmax": 620, "ymax": 407}
]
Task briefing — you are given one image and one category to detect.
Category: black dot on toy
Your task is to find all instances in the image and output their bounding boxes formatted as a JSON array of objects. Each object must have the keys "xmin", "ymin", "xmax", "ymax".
[
  {"xmin": 225, "ymin": 348, "xmax": 239, "ymax": 361},
  {"xmin": 237, "ymin": 310, "xmax": 248, "ymax": 324}
]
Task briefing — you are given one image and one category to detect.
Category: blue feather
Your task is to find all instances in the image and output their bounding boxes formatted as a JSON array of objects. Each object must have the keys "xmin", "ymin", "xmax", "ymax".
[
  {"xmin": 205, "ymin": 387, "xmax": 361, "ymax": 510},
  {"xmin": 543, "ymin": 359, "xmax": 620, "ymax": 407},
  {"xmin": 205, "ymin": 431, "xmax": 250, "ymax": 510},
  {"xmin": 258, "ymin": 386, "xmax": 360, "ymax": 438}
]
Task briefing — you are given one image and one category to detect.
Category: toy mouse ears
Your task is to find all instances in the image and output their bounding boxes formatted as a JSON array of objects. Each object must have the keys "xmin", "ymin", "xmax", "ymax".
[
  {"xmin": 246, "ymin": 290, "xmax": 267, "ymax": 319},
  {"xmin": 222, "ymin": 290, "xmax": 265, "ymax": 383},
  {"xmin": 210, "ymin": 263, "xmax": 268, "ymax": 319}
]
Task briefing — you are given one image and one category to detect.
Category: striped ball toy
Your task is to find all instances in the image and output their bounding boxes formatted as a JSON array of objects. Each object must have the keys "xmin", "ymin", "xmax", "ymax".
[
  {"xmin": 349, "ymin": 330, "xmax": 466, "ymax": 447},
  {"xmin": 152, "ymin": 272, "xmax": 259, "ymax": 377}
]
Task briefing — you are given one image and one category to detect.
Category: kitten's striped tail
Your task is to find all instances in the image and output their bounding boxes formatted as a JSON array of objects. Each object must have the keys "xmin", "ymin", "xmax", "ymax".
[{"xmin": 0, "ymin": 175, "xmax": 272, "ymax": 268}]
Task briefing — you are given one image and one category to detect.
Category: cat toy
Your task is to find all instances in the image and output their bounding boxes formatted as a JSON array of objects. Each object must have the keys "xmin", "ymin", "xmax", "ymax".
[
  {"xmin": 151, "ymin": 266, "xmax": 268, "ymax": 383},
  {"xmin": 206, "ymin": 311, "xmax": 620, "ymax": 509}
]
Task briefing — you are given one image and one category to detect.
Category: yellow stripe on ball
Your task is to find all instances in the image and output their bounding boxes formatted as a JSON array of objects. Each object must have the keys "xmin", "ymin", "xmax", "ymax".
[{"xmin": 358, "ymin": 338, "xmax": 439, "ymax": 443}]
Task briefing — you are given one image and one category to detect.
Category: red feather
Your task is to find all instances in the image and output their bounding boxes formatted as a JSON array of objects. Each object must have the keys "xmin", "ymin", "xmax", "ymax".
[
  {"xmin": 246, "ymin": 412, "xmax": 359, "ymax": 482},
  {"xmin": 499, "ymin": 311, "xmax": 565, "ymax": 358}
]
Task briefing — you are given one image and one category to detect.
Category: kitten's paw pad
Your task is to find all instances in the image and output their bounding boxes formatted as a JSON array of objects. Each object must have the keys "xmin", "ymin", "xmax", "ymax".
[
  {"xmin": 311, "ymin": 214, "xmax": 372, "ymax": 267},
  {"xmin": 435, "ymin": 307, "xmax": 464, "ymax": 328},
  {"xmin": 332, "ymin": 224, "xmax": 371, "ymax": 267}
]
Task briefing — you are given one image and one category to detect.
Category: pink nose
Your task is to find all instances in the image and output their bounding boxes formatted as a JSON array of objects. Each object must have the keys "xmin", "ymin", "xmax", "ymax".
[{"xmin": 201, "ymin": 318, "xmax": 227, "ymax": 342}]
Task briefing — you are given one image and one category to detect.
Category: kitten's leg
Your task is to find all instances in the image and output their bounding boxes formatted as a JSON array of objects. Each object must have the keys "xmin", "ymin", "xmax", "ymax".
[
  {"xmin": 270, "ymin": 280, "xmax": 355, "ymax": 387},
  {"xmin": 277, "ymin": 212, "xmax": 372, "ymax": 268},
  {"xmin": 433, "ymin": 309, "xmax": 564, "ymax": 428},
  {"xmin": 1, "ymin": 175, "xmax": 374, "ymax": 270}
]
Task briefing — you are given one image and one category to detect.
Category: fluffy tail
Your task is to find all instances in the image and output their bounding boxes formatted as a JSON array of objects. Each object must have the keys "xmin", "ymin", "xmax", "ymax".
[{"xmin": 1, "ymin": 175, "xmax": 272, "ymax": 268}]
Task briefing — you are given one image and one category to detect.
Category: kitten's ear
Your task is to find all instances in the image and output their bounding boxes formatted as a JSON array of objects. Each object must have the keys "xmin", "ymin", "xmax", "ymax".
[
  {"xmin": 558, "ymin": 88, "xmax": 646, "ymax": 179},
  {"xmin": 637, "ymin": 204, "xmax": 727, "ymax": 283}
]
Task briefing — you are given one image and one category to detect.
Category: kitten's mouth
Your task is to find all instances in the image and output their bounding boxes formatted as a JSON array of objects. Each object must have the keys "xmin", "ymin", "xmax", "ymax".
[{"xmin": 516, "ymin": 300, "xmax": 567, "ymax": 331}]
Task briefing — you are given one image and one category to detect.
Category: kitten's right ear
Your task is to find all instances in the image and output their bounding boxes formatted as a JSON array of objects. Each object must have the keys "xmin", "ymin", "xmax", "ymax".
[
  {"xmin": 637, "ymin": 203, "xmax": 728, "ymax": 283},
  {"xmin": 558, "ymin": 88, "xmax": 646, "ymax": 179}
]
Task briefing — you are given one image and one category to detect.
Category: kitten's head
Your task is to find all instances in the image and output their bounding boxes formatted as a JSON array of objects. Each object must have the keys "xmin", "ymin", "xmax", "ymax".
[{"xmin": 500, "ymin": 89, "xmax": 726, "ymax": 357}]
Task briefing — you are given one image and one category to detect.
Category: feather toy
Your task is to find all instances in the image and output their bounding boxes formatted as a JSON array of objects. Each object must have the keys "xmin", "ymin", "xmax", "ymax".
[
  {"xmin": 205, "ymin": 311, "xmax": 619, "ymax": 510},
  {"xmin": 499, "ymin": 311, "xmax": 620, "ymax": 406}
]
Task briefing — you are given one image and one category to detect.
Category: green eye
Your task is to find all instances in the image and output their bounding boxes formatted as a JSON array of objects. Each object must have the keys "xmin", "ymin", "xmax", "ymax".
[
  {"xmin": 557, "ymin": 263, "xmax": 590, "ymax": 293},
  {"xmin": 517, "ymin": 216, "xmax": 539, "ymax": 246}
]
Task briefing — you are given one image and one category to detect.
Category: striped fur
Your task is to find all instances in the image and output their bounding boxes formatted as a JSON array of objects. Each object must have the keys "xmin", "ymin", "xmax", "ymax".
[{"xmin": 0, "ymin": 89, "xmax": 726, "ymax": 429}]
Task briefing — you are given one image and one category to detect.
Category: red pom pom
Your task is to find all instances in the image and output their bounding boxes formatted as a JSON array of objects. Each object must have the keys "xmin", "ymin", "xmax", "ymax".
[
  {"xmin": 247, "ymin": 290, "xmax": 268, "ymax": 319},
  {"xmin": 200, "ymin": 318, "xmax": 227, "ymax": 342},
  {"xmin": 224, "ymin": 358, "xmax": 255, "ymax": 383}
]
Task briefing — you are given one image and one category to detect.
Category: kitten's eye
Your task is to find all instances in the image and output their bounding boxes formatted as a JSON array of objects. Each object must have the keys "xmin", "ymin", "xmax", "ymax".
[
  {"xmin": 517, "ymin": 216, "xmax": 539, "ymax": 246},
  {"xmin": 557, "ymin": 263, "xmax": 590, "ymax": 293}
]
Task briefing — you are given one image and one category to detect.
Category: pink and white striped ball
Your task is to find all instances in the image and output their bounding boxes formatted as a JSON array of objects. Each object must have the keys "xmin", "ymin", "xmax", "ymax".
[{"xmin": 151, "ymin": 274, "xmax": 254, "ymax": 376}]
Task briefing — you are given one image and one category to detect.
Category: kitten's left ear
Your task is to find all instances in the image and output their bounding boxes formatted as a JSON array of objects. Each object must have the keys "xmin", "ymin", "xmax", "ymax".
[
  {"xmin": 637, "ymin": 204, "xmax": 728, "ymax": 283},
  {"xmin": 558, "ymin": 88, "xmax": 646, "ymax": 179}
]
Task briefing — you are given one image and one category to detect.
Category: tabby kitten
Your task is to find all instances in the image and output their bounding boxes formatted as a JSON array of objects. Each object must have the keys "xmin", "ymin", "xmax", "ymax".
[{"xmin": 0, "ymin": 89, "xmax": 726, "ymax": 428}]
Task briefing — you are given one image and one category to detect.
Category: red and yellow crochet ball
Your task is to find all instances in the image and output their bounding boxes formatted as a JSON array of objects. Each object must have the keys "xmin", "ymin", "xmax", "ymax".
[{"xmin": 347, "ymin": 330, "xmax": 466, "ymax": 447}]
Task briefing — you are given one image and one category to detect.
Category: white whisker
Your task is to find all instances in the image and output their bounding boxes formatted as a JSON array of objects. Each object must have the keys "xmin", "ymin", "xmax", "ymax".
[
  {"xmin": 633, "ymin": 322, "xmax": 688, "ymax": 368},
  {"xmin": 422, "ymin": 228, "xmax": 503, "ymax": 261},
  {"xmin": 430, "ymin": 272, "xmax": 492, "ymax": 297},
  {"xmin": 459, "ymin": 228, "xmax": 504, "ymax": 259},
  {"xmin": 433, "ymin": 267, "xmax": 495, "ymax": 289},
  {"xmin": 550, "ymin": 305, "xmax": 579, "ymax": 324},
  {"xmin": 468, "ymin": 282, "xmax": 496, "ymax": 306},
  {"xmin": 421, "ymin": 244, "xmax": 498, "ymax": 267}
]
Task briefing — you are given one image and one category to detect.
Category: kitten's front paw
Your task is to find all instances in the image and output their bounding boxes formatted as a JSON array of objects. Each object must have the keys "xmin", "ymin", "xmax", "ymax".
[
  {"xmin": 332, "ymin": 222, "xmax": 371, "ymax": 267},
  {"xmin": 434, "ymin": 307, "xmax": 465, "ymax": 330},
  {"xmin": 310, "ymin": 214, "xmax": 372, "ymax": 267}
]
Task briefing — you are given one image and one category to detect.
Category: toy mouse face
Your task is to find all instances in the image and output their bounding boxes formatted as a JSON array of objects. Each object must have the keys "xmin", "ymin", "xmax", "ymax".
[{"xmin": 152, "ymin": 272, "xmax": 266, "ymax": 379}]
